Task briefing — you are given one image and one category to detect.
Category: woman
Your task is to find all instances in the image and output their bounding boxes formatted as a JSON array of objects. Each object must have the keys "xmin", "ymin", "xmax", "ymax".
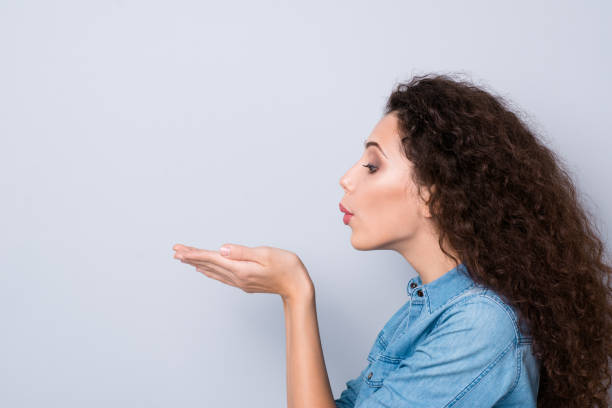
[{"xmin": 172, "ymin": 74, "xmax": 612, "ymax": 407}]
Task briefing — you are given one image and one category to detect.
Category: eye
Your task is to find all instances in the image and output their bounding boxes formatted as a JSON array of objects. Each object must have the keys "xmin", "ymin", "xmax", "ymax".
[{"xmin": 361, "ymin": 163, "xmax": 378, "ymax": 174}]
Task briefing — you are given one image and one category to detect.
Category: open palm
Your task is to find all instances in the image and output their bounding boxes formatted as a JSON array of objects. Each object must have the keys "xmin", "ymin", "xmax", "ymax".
[{"xmin": 172, "ymin": 243, "xmax": 313, "ymax": 301}]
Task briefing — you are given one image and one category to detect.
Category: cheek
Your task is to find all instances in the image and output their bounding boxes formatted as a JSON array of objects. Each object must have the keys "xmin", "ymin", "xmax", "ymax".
[
  {"xmin": 364, "ymin": 183, "xmax": 421, "ymax": 234},
  {"xmin": 382, "ymin": 201, "xmax": 422, "ymax": 238},
  {"xmin": 349, "ymin": 179, "xmax": 424, "ymax": 250}
]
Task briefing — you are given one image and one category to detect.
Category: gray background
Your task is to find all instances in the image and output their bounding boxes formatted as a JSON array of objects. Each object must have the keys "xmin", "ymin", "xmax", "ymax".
[{"xmin": 1, "ymin": 1, "xmax": 610, "ymax": 406}]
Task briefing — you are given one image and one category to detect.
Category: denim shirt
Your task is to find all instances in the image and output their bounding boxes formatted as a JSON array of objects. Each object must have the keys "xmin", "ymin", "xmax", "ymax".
[{"xmin": 334, "ymin": 263, "xmax": 540, "ymax": 408}]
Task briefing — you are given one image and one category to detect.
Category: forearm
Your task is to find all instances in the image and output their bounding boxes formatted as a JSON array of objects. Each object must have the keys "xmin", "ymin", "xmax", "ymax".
[{"xmin": 282, "ymin": 282, "xmax": 336, "ymax": 408}]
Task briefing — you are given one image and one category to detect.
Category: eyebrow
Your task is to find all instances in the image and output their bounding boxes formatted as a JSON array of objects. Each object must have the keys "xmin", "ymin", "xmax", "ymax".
[{"xmin": 363, "ymin": 139, "xmax": 388, "ymax": 159}]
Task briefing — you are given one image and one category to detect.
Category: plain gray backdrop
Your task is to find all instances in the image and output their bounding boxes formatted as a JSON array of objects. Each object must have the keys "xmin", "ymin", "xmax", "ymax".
[{"xmin": 1, "ymin": 1, "xmax": 611, "ymax": 406}]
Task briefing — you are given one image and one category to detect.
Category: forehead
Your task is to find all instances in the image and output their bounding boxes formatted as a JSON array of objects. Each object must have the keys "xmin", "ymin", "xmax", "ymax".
[{"xmin": 367, "ymin": 112, "xmax": 400, "ymax": 149}]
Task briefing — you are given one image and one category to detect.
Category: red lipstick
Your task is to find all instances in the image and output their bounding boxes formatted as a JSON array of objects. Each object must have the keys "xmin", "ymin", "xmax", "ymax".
[{"xmin": 339, "ymin": 202, "xmax": 354, "ymax": 225}]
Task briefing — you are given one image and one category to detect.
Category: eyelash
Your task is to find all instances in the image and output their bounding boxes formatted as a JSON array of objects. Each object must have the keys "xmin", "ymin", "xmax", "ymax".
[{"xmin": 361, "ymin": 163, "xmax": 378, "ymax": 174}]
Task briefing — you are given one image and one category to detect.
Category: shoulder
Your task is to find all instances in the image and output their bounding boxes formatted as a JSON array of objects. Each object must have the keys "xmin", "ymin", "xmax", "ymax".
[{"xmin": 433, "ymin": 289, "xmax": 520, "ymax": 348}]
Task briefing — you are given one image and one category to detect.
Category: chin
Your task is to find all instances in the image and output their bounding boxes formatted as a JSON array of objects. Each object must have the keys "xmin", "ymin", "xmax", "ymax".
[
  {"xmin": 350, "ymin": 229, "xmax": 402, "ymax": 251},
  {"xmin": 350, "ymin": 234, "xmax": 384, "ymax": 251}
]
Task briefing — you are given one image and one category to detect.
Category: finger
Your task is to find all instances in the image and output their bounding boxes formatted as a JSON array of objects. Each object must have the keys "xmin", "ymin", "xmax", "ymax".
[
  {"xmin": 218, "ymin": 243, "xmax": 266, "ymax": 264},
  {"xmin": 192, "ymin": 259, "xmax": 237, "ymax": 282},
  {"xmin": 173, "ymin": 244, "xmax": 191, "ymax": 251},
  {"xmin": 179, "ymin": 256, "xmax": 216, "ymax": 269},
  {"xmin": 173, "ymin": 246, "xmax": 204, "ymax": 261},
  {"xmin": 173, "ymin": 243, "xmax": 203, "ymax": 256},
  {"xmin": 176, "ymin": 247, "xmax": 261, "ymax": 284},
  {"xmin": 182, "ymin": 248, "xmax": 249, "ymax": 272},
  {"xmin": 196, "ymin": 266, "xmax": 237, "ymax": 287}
]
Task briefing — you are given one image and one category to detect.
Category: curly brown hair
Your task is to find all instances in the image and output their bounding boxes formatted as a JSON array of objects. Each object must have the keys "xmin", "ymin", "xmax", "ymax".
[{"xmin": 384, "ymin": 73, "xmax": 612, "ymax": 407}]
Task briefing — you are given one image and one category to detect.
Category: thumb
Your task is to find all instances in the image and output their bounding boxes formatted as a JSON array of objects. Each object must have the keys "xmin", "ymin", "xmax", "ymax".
[{"xmin": 219, "ymin": 243, "xmax": 261, "ymax": 262}]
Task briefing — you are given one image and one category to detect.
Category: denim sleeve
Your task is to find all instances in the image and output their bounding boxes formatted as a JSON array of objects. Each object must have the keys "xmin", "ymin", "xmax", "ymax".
[
  {"xmin": 355, "ymin": 298, "xmax": 519, "ymax": 408},
  {"xmin": 334, "ymin": 364, "xmax": 371, "ymax": 408}
]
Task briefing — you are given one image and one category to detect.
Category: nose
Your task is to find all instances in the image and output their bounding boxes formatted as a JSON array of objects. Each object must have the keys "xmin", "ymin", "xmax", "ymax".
[{"xmin": 339, "ymin": 170, "xmax": 352, "ymax": 193}]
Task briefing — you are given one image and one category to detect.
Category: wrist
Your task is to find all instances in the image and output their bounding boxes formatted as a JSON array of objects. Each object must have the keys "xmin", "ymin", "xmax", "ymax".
[{"xmin": 282, "ymin": 275, "xmax": 314, "ymax": 305}]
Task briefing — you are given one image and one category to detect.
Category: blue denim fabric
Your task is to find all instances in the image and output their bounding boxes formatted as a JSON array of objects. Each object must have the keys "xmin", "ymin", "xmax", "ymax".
[{"xmin": 335, "ymin": 263, "xmax": 540, "ymax": 408}]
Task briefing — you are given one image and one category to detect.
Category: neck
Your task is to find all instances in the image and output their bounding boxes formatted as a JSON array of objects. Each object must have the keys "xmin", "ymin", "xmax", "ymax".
[{"xmin": 395, "ymin": 222, "xmax": 461, "ymax": 284}]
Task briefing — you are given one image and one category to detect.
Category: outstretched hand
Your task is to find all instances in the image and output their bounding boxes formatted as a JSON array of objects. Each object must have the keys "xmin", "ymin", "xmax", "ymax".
[{"xmin": 172, "ymin": 243, "xmax": 313, "ymax": 301}]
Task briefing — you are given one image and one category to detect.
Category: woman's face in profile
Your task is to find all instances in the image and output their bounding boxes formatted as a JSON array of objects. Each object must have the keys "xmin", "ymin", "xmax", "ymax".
[{"xmin": 339, "ymin": 112, "xmax": 432, "ymax": 252}]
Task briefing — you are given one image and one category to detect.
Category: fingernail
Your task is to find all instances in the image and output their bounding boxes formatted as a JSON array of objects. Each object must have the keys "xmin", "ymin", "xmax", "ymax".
[{"xmin": 220, "ymin": 246, "xmax": 230, "ymax": 256}]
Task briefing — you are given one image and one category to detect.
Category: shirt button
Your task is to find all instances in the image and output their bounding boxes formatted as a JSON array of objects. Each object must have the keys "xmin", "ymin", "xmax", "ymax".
[
  {"xmin": 410, "ymin": 282, "xmax": 417, "ymax": 289},
  {"xmin": 417, "ymin": 289, "xmax": 424, "ymax": 297},
  {"xmin": 367, "ymin": 372, "xmax": 373, "ymax": 380}
]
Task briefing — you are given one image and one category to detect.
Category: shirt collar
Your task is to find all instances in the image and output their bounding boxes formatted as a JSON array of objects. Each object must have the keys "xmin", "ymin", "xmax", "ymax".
[{"xmin": 406, "ymin": 263, "xmax": 475, "ymax": 313}]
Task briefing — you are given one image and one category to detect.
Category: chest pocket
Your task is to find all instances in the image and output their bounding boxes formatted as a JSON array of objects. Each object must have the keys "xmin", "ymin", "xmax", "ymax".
[{"xmin": 364, "ymin": 353, "xmax": 401, "ymax": 388}]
